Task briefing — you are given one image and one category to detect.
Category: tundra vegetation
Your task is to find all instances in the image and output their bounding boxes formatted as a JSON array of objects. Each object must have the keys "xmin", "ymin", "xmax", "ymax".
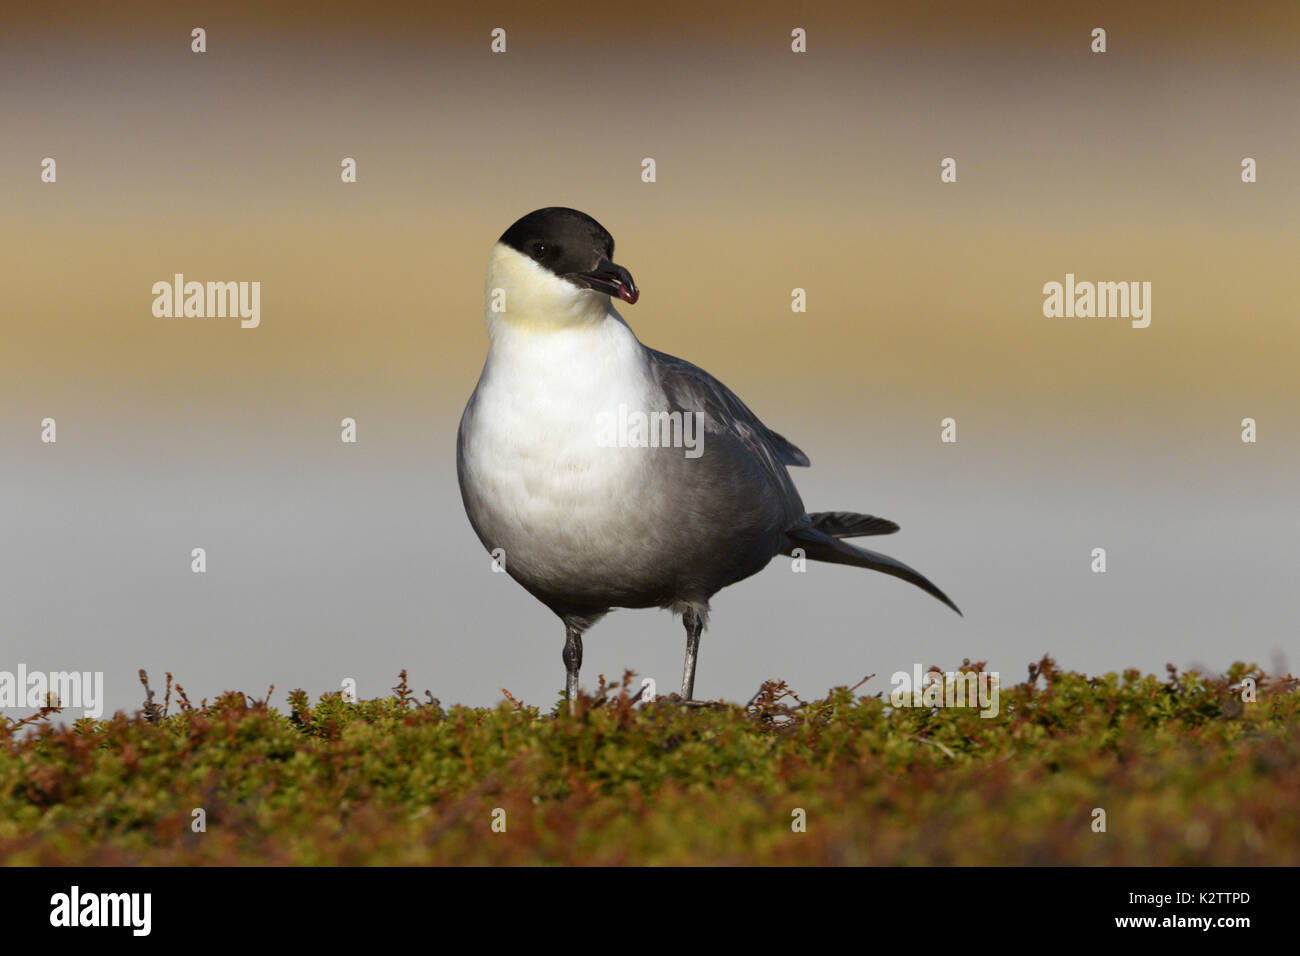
[{"xmin": 0, "ymin": 657, "xmax": 1295, "ymax": 865}]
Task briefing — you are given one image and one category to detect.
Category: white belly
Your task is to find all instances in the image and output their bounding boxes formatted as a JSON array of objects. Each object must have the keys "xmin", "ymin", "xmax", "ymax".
[{"xmin": 457, "ymin": 318, "xmax": 666, "ymax": 597}]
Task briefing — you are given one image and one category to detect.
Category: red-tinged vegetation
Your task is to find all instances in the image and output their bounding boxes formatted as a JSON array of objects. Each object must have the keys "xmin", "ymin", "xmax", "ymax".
[{"xmin": 0, "ymin": 658, "xmax": 1296, "ymax": 865}]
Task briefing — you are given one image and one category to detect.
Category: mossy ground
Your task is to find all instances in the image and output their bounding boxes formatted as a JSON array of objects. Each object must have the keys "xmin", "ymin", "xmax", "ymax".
[{"xmin": 1, "ymin": 657, "xmax": 1296, "ymax": 865}]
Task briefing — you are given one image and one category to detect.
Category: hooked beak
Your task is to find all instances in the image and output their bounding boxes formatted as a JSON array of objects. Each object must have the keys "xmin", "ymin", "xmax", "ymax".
[{"xmin": 565, "ymin": 258, "xmax": 639, "ymax": 304}]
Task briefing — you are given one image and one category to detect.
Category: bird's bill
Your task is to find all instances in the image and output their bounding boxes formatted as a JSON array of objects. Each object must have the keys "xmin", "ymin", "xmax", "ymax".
[{"xmin": 565, "ymin": 258, "xmax": 639, "ymax": 304}]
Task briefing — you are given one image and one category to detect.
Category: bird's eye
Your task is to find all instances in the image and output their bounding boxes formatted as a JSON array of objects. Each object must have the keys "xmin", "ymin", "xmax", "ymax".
[{"xmin": 531, "ymin": 242, "xmax": 547, "ymax": 259}]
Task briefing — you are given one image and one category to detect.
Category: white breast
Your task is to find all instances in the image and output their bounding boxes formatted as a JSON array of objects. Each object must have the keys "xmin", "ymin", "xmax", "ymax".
[{"xmin": 458, "ymin": 314, "xmax": 661, "ymax": 586}]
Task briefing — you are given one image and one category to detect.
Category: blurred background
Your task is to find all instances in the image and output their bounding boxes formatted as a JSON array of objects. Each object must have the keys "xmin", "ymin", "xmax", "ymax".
[{"xmin": 1, "ymin": 0, "xmax": 1297, "ymax": 717}]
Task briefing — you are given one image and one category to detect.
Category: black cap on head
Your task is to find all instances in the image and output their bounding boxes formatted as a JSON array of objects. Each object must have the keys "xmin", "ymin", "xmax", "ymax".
[
  {"xmin": 499, "ymin": 207, "xmax": 639, "ymax": 304},
  {"xmin": 499, "ymin": 207, "xmax": 614, "ymax": 273}
]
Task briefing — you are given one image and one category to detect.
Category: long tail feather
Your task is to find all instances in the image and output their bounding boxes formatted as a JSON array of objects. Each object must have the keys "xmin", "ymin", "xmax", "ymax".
[{"xmin": 784, "ymin": 526, "xmax": 962, "ymax": 616}]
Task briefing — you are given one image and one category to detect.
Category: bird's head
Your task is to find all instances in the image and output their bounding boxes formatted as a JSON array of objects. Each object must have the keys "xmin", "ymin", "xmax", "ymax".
[{"xmin": 485, "ymin": 207, "xmax": 639, "ymax": 332}]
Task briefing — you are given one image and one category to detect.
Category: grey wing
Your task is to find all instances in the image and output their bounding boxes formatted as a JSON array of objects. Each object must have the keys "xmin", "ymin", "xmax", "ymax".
[
  {"xmin": 646, "ymin": 348, "xmax": 810, "ymax": 519},
  {"xmin": 647, "ymin": 349, "xmax": 809, "ymax": 465}
]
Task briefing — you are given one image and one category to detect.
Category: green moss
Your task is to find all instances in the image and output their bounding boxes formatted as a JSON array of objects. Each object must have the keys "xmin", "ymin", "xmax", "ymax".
[{"xmin": 0, "ymin": 659, "xmax": 1295, "ymax": 864}]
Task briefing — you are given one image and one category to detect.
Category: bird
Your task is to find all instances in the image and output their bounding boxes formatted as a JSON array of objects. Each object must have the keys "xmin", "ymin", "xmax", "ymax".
[{"xmin": 457, "ymin": 207, "xmax": 960, "ymax": 710}]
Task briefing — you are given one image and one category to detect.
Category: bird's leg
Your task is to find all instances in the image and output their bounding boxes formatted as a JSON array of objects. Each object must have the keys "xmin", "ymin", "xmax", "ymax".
[
  {"xmin": 680, "ymin": 608, "xmax": 703, "ymax": 701},
  {"xmin": 562, "ymin": 622, "xmax": 583, "ymax": 714}
]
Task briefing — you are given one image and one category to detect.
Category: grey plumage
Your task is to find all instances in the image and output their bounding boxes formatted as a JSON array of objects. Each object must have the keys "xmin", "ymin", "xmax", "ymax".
[{"xmin": 645, "ymin": 347, "xmax": 961, "ymax": 616}]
